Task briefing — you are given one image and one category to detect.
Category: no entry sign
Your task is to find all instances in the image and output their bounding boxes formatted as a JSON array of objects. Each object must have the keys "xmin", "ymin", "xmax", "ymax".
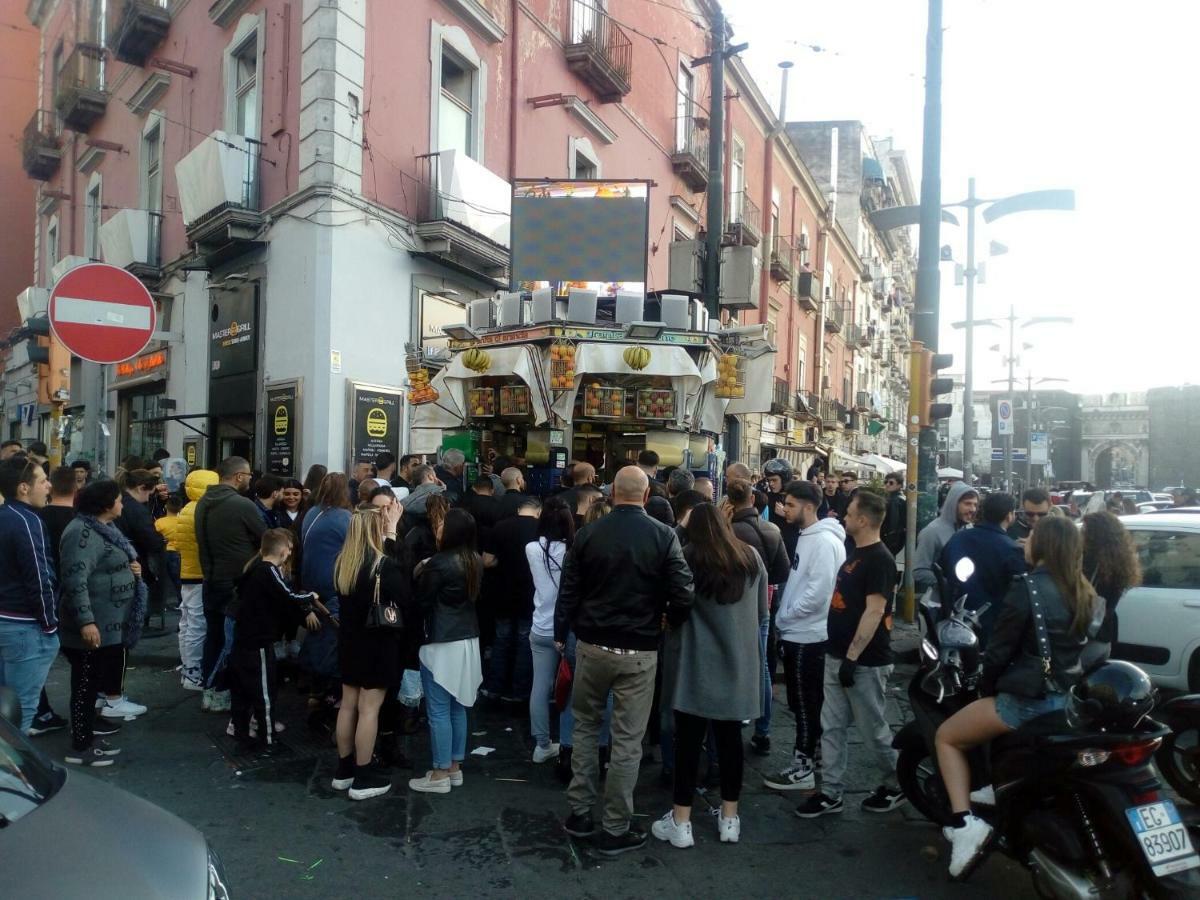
[{"xmin": 48, "ymin": 263, "xmax": 157, "ymax": 364}]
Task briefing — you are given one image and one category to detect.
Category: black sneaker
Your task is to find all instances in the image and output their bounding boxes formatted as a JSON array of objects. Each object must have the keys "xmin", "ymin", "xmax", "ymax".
[
  {"xmin": 795, "ymin": 792, "xmax": 844, "ymax": 818},
  {"xmin": 594, "ymin": 826, "xmax": 647, "ymax": 857},
  {"xmin": 332, "ymin": 754, "xmax": 355, "ymax": 791},
  {"xmin": 749, "ymin": 734, "xmax": 771, "ymax": 756},
  {"xmin": 348, "ymin": 766, "xmax": 392, "ymax": 801},
  {"xmin": 91, "ymin": 719, "xmax": 122, "ymax": 737},
  {"xmin": 564, "ymin": 812, "xmax": 595, "ymax": 838},
  {"xmin": 28, "ymin": 712, "xmax": 67, "ymax": 736},
  {"xmin": 861, "ymin": 786, "xmax": 908, "ymax": 813},
  {"xmin": 65, "ymin": 744, "xmax": 119, "ymax": 767}
]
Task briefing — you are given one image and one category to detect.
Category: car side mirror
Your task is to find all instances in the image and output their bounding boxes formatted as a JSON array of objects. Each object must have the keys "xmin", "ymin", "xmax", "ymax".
[{"xmin": 0, "ymin": 686, "xmax": 20, "ymax": 726}]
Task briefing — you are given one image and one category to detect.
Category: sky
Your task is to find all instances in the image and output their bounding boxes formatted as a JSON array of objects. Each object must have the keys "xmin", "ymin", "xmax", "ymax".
[{"xmin": 718, "ymin": 0, "xmax": 1200, "ymax": 395}]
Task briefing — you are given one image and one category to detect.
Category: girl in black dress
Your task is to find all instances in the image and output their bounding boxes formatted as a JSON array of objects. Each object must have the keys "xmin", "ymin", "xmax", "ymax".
[{"xmin": 330, "ymin": 504, "xmax": 411, "ymax": 801}]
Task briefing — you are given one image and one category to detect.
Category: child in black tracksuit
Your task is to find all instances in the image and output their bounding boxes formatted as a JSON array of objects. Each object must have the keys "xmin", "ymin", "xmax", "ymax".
[{"xmin": 229, "ymin": 529, "xmax": 319, "ymax": 748}]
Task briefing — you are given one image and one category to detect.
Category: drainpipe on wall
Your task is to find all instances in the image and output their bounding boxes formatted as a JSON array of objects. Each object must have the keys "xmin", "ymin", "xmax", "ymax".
[{"xmin": 508, "ymin": 0, "xmax": 519, "ymax": 182}]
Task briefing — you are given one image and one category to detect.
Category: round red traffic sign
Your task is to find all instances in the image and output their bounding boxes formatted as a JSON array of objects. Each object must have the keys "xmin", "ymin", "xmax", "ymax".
[{"xmin": 48, "ymin": 263, "xmax": 157, "ymax": 364}]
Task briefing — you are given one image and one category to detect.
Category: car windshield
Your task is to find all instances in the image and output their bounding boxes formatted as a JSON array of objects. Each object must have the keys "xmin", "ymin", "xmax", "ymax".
[{"xmin": 0, "ymin": 711, "xmax": 63, "ymax": 825}]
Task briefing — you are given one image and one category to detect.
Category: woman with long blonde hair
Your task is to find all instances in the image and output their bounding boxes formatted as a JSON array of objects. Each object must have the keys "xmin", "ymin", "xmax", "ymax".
[
  {"xmin": 330, "ymin": 502, "xmax": 411, "ymax": 801},
  {"xmin": 934, "ymin": 515, "xmax": 1100, "ymax": 877}
]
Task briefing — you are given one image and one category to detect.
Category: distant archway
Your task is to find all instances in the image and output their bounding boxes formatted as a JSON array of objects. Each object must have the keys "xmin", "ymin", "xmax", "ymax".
[{"xmin": 1093, "ymin": 443, "xmax": 1139, "ymax": 489}]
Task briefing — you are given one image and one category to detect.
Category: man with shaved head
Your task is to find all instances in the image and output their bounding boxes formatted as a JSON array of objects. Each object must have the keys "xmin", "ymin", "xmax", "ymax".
[{"xmin": 556, "ymin": 465, "xmax": 694, "ymax": 856}]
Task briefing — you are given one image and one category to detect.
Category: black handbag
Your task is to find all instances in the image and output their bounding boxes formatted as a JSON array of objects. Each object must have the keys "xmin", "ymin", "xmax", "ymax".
[{"xmin": 364, "ymin": 557, "xmax": 403, "ymax": 630}]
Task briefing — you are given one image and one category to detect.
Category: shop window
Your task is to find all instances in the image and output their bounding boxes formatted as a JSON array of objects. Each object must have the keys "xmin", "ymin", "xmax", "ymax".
[
  {"xmin": 124, "ymin": 390, "xmax": 168, "ymax": 462},
  {"xmin": 45, "ymin": 217, "xmax": 58, "ymax": 284}
]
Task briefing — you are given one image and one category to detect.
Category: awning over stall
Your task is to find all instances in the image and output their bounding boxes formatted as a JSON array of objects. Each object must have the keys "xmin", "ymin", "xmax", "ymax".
[
  {"xmin": 865, "ymin": 453, "xmax": 906, "ymax": 475},
  {"xmin": 550, "ymin": 343, "xmax": 704, "ymax": 427},
  {"xmin": 411, "ymin": 344, "xmax": 554, "ymax": 432}
]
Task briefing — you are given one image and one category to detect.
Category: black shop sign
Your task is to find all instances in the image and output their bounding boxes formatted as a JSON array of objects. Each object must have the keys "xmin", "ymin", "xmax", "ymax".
[
  {"xmin": 265, "ymin": 380, "xmax": 300, "ymax": 477},
  {"xmin": 348, "ymin": 382, "xmax": 402, "ymax": 466}
]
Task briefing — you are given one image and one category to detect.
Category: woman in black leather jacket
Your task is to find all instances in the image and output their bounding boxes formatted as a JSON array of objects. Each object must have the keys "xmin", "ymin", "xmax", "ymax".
[
  {"xmin": 408, "ymin": 509, "xmax": 483, "ymax": 795},
  {"xmin": 933, "ymin": 515, "xmax": 1100, "ymax": 878}
]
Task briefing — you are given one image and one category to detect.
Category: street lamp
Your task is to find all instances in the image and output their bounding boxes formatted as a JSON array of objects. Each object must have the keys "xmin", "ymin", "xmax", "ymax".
[{"xmin": 981, "ymin": 307, "xmax": 1074, "ymax": 493}]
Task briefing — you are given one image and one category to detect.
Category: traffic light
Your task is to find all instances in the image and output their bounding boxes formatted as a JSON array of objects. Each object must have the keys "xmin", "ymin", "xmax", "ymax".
[{"xmin": 915, "ymin": 349, "xmax": 954, "ymax": 426}]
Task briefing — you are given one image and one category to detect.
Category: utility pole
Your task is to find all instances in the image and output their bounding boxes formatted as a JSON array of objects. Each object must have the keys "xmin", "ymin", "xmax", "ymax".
[
  {"xmin": 1003, "ymin": 305, "xmax": 1016, "ymax": 493},
  {"xmin": 905, "ymin": 0, "xmax": 944, "ymax": 615},
  {"xmin": 701, "ymin": 9, "xmax": 727, "ymax": 320},
  {"xmin": 962, "ymin": 177, "xmax": 978, "ymax": 483}
]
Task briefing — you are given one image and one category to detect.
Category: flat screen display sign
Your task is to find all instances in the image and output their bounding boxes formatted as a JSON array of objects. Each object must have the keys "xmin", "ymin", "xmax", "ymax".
[{"xmin": 511, "ymin": 180, "xmax": 649, "ymax": 298}]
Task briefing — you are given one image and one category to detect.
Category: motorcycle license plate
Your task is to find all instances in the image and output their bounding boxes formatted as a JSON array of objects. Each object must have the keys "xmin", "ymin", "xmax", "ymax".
[{"xmin": 1125, "ymin": 801, "xmax": 1200, "ymax": 877}]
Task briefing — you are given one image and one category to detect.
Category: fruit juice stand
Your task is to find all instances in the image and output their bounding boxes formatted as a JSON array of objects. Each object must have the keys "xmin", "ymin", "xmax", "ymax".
[{"xmin": 408, "ymin": 323, "xmax": 751, "ymax": 484}]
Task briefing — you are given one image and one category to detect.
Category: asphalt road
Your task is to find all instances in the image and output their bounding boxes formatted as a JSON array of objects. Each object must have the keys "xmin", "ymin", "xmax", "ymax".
[{"xmin": 34, "ymin": 617, "xmax": 1036, "ymax": 899}]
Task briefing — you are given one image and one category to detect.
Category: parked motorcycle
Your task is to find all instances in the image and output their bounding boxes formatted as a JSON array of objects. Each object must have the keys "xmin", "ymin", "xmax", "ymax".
[
  {"xmin": 1156, "ymin": 695, "xmax": 1200, "ymax": 806},
  {"xmin": 894, "ymin": 558, "xmax": 1200, "ymax": 897}
]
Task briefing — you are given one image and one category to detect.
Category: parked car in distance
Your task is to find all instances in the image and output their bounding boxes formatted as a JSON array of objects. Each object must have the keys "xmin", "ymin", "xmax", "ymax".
[
  {"xmin": 0, "ymin": 688, "xmax": 229, "ymax": 899},
  {"xmin": 1111, "ymin": 514, "xmax": 1200, "ymax": 691},
  {"xmin": 1137, "ymin": 501, "xmax": 1176, "ymax": 513}
]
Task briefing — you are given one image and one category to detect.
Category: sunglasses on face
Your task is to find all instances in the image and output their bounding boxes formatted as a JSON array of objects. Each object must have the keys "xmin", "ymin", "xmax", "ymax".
[
  {"xmin": 839, "ymin": 479, "xmax": 854, "ymax": 485},
  {"xmin": 1024, "ymin": 510, "xmax": 1048, "ymax": 520}
]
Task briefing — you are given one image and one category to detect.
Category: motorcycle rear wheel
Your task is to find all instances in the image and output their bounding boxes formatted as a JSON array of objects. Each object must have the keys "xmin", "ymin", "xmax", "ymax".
[
  {"xmin": 896, "ymin": 746, "xmax": 953, "ymax": 826},
  {"xmin": 1157, "ymin": 727, "xmax": 1200, "ymax": 806}
]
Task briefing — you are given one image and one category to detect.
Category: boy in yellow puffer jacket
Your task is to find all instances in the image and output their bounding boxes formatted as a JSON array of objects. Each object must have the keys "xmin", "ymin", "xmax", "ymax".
[{"xmin": 176, "ymin": 469, "xmax": 218, "ymax": 690}]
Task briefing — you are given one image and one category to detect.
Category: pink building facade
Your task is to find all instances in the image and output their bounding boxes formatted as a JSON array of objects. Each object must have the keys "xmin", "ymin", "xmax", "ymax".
[{"xmin": 12, "ymin": 0, "xmax": 911, "ymax": 475}]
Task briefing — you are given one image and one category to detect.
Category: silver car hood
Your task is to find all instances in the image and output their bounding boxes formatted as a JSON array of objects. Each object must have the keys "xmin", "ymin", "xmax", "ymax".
[{"xmin": 3, "ymin": 767, "xmax": 209, "ymax": 899}]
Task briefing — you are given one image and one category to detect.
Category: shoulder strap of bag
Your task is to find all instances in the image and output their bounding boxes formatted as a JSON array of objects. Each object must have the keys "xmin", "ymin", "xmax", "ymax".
[{"xmin": 1023, "ymin": 574, "xmax": 1054, "ymax": 678}]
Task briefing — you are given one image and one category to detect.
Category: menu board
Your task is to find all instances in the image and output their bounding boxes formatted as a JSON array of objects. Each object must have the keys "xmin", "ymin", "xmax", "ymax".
[
  {"xmin": 636, "ymin": 389, "xmax": 675, "ymax": 420},
  {"xmin": 348, "ymin": 382, "xmax": 402, "ymax": 465},
  {"xmin": 582, "ymin": 386, "xmax": 626, "ymax": 418},
  {"xmin": 265, "ymin": 380, "xmax": 300, "ymax": 476},
  {"xmin": 467, "ymin": 387, "xmax": 496, "ymax": 418},
  {"xmin": 499, "ymin": 384, "xmax": 531, "ymax": 417}
]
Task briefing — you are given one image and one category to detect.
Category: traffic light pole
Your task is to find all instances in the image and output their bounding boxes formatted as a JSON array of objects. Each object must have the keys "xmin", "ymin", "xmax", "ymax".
[{"xmin": 902, "ymin": 340, "xmax": 925, "ymax": 623}]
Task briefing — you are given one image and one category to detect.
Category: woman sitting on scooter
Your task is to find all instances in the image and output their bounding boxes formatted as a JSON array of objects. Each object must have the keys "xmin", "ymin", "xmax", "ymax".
[{"xmin": 934, "ymin": 515, "xmax": 1100, "ymax": 879}]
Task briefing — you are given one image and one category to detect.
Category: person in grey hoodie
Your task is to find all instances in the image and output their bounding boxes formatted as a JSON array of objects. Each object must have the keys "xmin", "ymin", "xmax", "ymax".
[
  {"xmin": 400, "ymin": 465, "xmax": 446, "ymax": 535},
  {"xmin": 764, "ymin": 480, "xmax": 846, "ymax": 792},
  {"xmin": 912, "ymin": 481, "xmax": 979, "ymax": 596}
]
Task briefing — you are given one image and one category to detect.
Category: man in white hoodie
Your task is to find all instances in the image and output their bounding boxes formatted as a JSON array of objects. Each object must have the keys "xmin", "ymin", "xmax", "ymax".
[{"xmin": 764, "ymin": 480, "xmax": 846, "ymax": 791}]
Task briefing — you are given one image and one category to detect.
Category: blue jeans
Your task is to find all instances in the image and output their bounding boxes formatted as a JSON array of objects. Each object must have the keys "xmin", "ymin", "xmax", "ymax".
[
  {"xmin": 421, "ymin": 664, "xmax": 467, "ymax": 770},
  {"xmin": 754, "ymin": 617, "xmax": 772, "ymax": 737},
  {"xmin": 529, "ymin": 632, "xmax": 572, "ymax": 749},
  {"xmin": 485, "ymin": 616, "xmax": 532, "ymax": 698},
  {"xmin": 0, "ymin": 621, "xmax": 60, "ymax": 732},
  {"xmin": 996, "ymin": 691, "xmax": 1068, "ymax": 730}
]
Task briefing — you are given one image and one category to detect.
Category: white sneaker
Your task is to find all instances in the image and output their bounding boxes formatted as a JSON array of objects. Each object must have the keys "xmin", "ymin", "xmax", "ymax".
[
  {"xmin": 944, "ymin": 815, "xmax": 994, "ymax": 879},
  {"xmin": 99, "ymin": 697, "xmax": 147, "ymax": 719},
  {"xmin": 181, "ymin": 676, "xmax": 203, "ymax": 692},
  {"xmin": 969, "ymin": 785, "xmax": 996, "ymax": 806},
  {"xmin": 763, "ymin": 754, "xmax": 816, "ymax": 791},
  {"xmin": 532, "ymin": 742, "xmax": 560, "ymax": 764},
  {"xmin": 208, "ymin": 691, "xmax": 231, "ymax": 713},
  {"xmin": 408, "ymin": 771, "xmax": 452, "ymax": 794},
  {"xmin": 448, "ymin": 769, "xmax": 464, "ymax": 787},
  {"xmin": 651, "ymin": 811, "xmax": 694, "ymax": 849},
  {"xmin": 718, "ymin": 813, "xmax": 741, "ymax": 844}
]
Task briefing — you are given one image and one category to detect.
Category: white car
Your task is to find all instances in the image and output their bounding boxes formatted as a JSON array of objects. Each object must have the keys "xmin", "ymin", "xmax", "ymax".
[
  {"xmin": 1113, "ymin": 514, "xmax": 1200, "ymax": 690},
  {"xmin": 1137, "ymin": 501, "xmax": 1175, "ymax": 513}
]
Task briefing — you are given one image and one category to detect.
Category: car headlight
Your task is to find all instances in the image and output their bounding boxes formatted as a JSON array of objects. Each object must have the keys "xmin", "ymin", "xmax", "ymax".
[{"xmin": 207, "ymin": 844, "xmax": 231, "ymax": 900}]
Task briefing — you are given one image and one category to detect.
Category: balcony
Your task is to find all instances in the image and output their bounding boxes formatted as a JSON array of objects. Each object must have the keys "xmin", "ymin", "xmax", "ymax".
[
  {"xmin": 844, "ymin": 323, "xmax": 871, "ymax": 348},
  {"xmin": 21, "ymin": 110, "xmax": 61, "ymax": 180},
  {"xmin": 823, "ymin": 299, "xmax": 848, "ymax": 334},
  {"xmin": 820, "ymin": 397, "xmax": 844, "ymax": 430},
  {"xmin": 725, "ymin": 191, "xmax": 761, "ymax": 247},
  {"xmin": 413, "ymin": 150, "xmax": 511, "ymax": 285},
  {"xmin": 174, "ymin": 131, "xmax": 265, "ymax": 265},
  {"xmin": 108, "ymin": 0, "xmax": 172, "ymax": 66},
  {"xmin": 563, "ymin": 0, "xmax": 632, "ymax": 102},
  {"xmin": 671, "ymin": 113, "xmax": 708, "ymax": 193},
  {"xmin": 871, "ymin": 339, "xmax": 885, "ymax": 359},
  {"xmin": 55, "ymin": 43, "xmax": 108, "ymax": 131},
  {"xmin": 99, "ymin": 208, "xmax": 163, "ymax": 282},
  {"xmin": 769, "ymin": 234, "xmax": 793, "ymax": 282},
  {"xmin": 794, "ymin": 270, "xmax": 820, "ymax": 313},
  {"xmin": 770, "ymin": 377, "xmax": 793, "ymax": 415}
]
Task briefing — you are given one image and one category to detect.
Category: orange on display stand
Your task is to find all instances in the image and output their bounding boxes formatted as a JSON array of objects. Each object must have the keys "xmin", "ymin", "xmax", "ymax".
[
  {"xmin": 582, "ymin": 385, "xmax": 625, "ymax": 418},
  {"xmin": 467, "ymin": 387, "xmax": 496, "ymax": 418},
  {"xmin": 499, "ymin": 384, "xmax": 531, "ymax": 416}
]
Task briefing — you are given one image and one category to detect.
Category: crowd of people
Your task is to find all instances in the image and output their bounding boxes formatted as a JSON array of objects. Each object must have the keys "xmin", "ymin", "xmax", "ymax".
[{"xmin": 0, "ymin": 437, "xmax": 1143, "ymax": 873}]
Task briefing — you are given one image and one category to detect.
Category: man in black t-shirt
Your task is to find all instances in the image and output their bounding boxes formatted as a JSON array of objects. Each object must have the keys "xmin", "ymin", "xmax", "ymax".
[{"xmin": 796, "ymin": 491, "xmax": 906, "ymax": 819}]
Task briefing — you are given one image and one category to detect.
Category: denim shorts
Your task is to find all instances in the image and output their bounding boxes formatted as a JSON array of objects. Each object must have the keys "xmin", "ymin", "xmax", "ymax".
[{"xmin": 995, "ymin": 691, "xmax": 1067, "ymax": 730}]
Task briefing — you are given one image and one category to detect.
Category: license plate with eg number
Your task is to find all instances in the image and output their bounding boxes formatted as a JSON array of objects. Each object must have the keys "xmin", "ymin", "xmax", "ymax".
[{"xmin": 1125, "ymin": 800, "xmax": 1200, "ymax": 878}]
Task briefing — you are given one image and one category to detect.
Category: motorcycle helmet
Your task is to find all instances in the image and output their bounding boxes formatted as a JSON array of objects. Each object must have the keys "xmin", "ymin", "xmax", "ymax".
[
  {"xmin": 762, "ymin": 458, "xmax": 794, "ymax": 486},
  {"xmin": 1065, "ymin": 661, "xmax": 1157, "ymax": 731}
]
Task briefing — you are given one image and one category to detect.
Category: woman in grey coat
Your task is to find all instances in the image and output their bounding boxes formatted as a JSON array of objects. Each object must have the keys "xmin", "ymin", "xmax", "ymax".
[
  {"xmin": 653, "ymin": 504, "xmax": 766, "ymax": 850},
  {"xmin": 58, "ymin": 480, "xmax": 145, "ymax": 767}
]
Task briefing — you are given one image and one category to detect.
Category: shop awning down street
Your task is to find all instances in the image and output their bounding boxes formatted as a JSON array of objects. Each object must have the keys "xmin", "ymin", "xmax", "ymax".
[
  {"xmin": 549, "ymin": 342, "xmax": 704, "ymax": 427},
  {"xmin": 865, "ymin": 453, "xmax": 906, "ymax": 475}
]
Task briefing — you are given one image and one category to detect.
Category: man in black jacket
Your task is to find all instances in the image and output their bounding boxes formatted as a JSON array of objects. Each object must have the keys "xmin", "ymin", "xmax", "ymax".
[
  {"xmin": 555, "ymin": 466, "xmax": 694, "ymax": 856},
  {"xmin": 482, "ymin": 496, "xmax": 540, "ymax": 701},
  {"xmin": 195, "ymin": 457, "xmax": 266, "ymax": 707},
  {"xmin": 882, "ymin": 473, "xmax": 907, "ymax": 556},
  {"xmin": 727, "ymin": 479, "xmax": 791, "ymax": 756}
]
